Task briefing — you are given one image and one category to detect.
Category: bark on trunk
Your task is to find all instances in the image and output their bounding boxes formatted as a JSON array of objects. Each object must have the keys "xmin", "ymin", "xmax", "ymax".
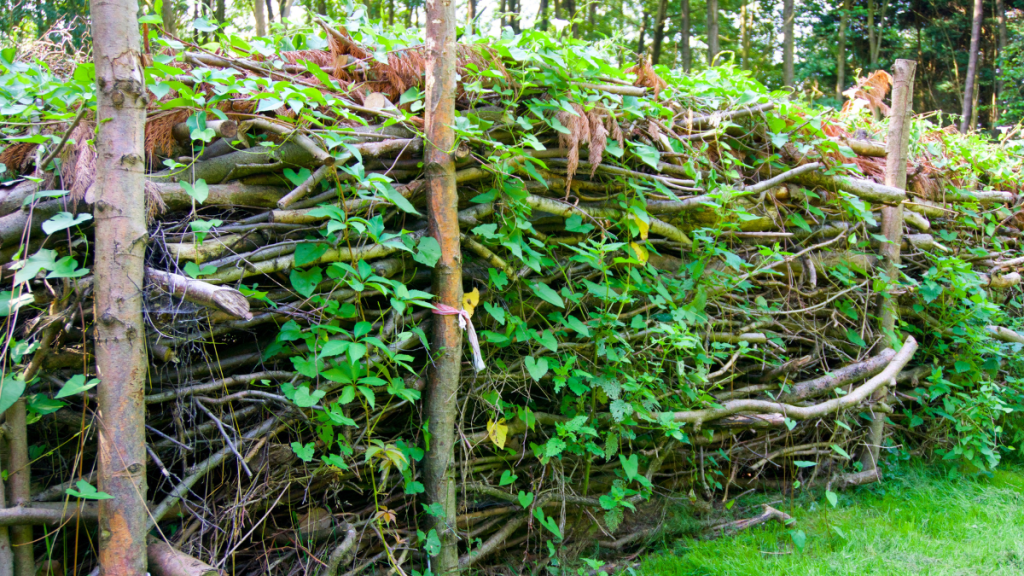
[
  {"xmin": 740, "ymin": 2, "xmax": 749, "ymax": 70},
  {"xmin": 254, "ymin": 0, "xmax": 267, "ymax": 36},
  {"xmin": 783, "ymin": 0, "xmax": 794, "ymax": 86},
  {"xmin": 423, "ymin": 0, "xmax": 462, "ymax": 573},
  {"xmin": 538, "ymin": 0, "xmax": 548, "ymax": 30},
  {"xmin": 865, "ymin": 58, "xmax": 915, "ymax": 475},
  {"xmin": 638, "ymin": 11, "xmax": 648, "ymax": 56},
  {"xmin": 681, "ymin": 0, "xmax": 691, "ymax": 72},
  {"xmin": 995, "ymin": 0, "xmax": 1007, "ymax": 120},
  {"xmin": 961, "ymin": 0, "xmax": 983, "ymax": 133},
  {"xmin": 8, "ymin": 399, "xmax": 31, "ymax": 576},
  {"xmin": 161, "ymin": 0, "xmax": 176, "ymax": 36},
  {"xmin": 836, "ymin": 0, "xmax": 850, "ymax": 101},
  {"xmin": 706, "ymin": 0, "xmax": 719, "ymax": 65},
  {"xmin": 652, "ymin": 0, "xmax": 669, "ymax": 65},
  {"xmin": 90, "ymin": 0, "xmax": 150, "ymax": 570}
]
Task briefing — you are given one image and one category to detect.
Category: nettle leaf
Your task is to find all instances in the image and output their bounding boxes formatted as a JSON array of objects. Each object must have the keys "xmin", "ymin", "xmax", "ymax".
[
  {"xmin": 413, "ymin": 236, "xmax": 441, "ymax": 267},
  {"xmin": 42, "ymin": 212, "xmax": 92, "ymax": 235},
  {"xmin": 55, "ymin": 374, "xmax": 100, "ymax": 399},
  {"xmin": 291, "ymin": 441, "xmax": 315, "ymax": 462},
  {"xmin": 531, "ymin": 282, "xmax": 564, "ymax": 309},
  {"xmin": 290, "ymin": 266, "xmax": 323, "ymax": 298},
  {"xmin": 180, "ymin": 178, "xmax": 209, "ymax": 203}
]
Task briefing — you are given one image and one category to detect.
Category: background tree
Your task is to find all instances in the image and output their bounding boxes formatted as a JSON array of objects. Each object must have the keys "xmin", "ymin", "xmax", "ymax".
[{"xmin": 962, "ymin": 0, "xmax": 985, "ymax": 132}]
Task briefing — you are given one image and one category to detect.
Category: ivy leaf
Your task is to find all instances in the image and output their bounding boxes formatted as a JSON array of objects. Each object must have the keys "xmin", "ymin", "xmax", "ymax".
[
  {"xmin": 413, "ymin": 236, "xmax": 441, "ymax": 268},
  {"xmin": 180, "ymin": 178, "xmax": 209, "ymax": 203},
  {"xmin": 184, "ymin": 261, "xmax": 216, "ymax": 278},
  {"xmin": 524, "ymin": 356, "xmax": 549, "ymax": 381},
  {"xmin": 533, "ymin": 330, "xmax": 558, "ymax": 352},
  {"xmin": 290, "ymin": 266, "xmax": 323, "ymax": 298},
  {"xmin": 291, "ymin": 441, "xmax": 315, "ymax": 462},
  {"xmin": 531, "ymin": 282, "xmax": 564, "ymax": 309},
  {"xmin": 42, "ymin": 212, "xmax": 92, "ymax": 235},
  {"xmin": 284, "ymin": 167, "xmax": 312, "ymax": 187},
  {"xmin": 66, "ymin": 479, "xmax": 113, "ymax": 500},
  {"xmin": 55, "ymin": 374, "xmax": 100, "ymax": 399}
]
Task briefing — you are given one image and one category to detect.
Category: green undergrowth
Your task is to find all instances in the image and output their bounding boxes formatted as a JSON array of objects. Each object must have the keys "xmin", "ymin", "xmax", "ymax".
[{"xmin": 638, "ymin": 461, "xmax": 1024, "ymax": 576}]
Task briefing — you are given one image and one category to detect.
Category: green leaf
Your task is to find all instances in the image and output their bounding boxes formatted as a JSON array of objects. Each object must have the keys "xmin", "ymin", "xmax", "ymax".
[
  {"xmin": 788, "ymin": 529, "xmax": 806, "ymax": 552},
  {"xmin": 565, "ymin": 213, "xmax": 594, "ymax": 234},
  {"xmin": 55, "ymin": 374, "xmax": 100, "ymax": 399},
  {"xmin": 525, "ymin": 356, "xmax": 549, "ymax": 381},
  {"xmin": 517, "ymin": 491, "xmax": 534, "ymax": 508},
  {"xmin": 533, "ymin": 330, "xmax": 558, "ymax": 352},
  {"xmin": 42, "ymin": 212, "xmax": 92, "ymax": 235},
  {"xmin": 291, "ymin": 441, "xmax": 315, "ymax": 462},
  {"xmin": 284, "ymin": 167, "xmax": 312, "ymax": 187},
  {"xmin": 825, "ymin": 490, "xmax": 838, "ymax": 508},
  {"xmin": 793, "ymin": 460, "xmax": 817, "ymax": 468},
  {"xmin": 383, "ymin": 185, "xmax": 420, "ymax": 215},
  {"xmin": 184, "ymin": 261, "xmax": 216, "ymax": 278},
  {"xmin": 531, "ymin": 282, "xmax": 564, "ymax": 309},
  {"xmin": 180, "ymin": 178, "xmax": 209, "ymax": 203},
  {"xmin": 413, "ymin": 236, "xmax": 441, "ymax": 267},
  {"xmin": 295, "ymin": 243, "xmax": 328, "ymax": 266},
  {"xmin": 830, "ymin": 444, "xmax": 851, "ymax": 460},
  {"xmin": 0, "ymin": 375, "xmax": 26, "ymax": 415},
  {"xmin": 292, "ymin": 385, "xmax": 326, "ymax": 408},
  {"xmin": 67, "ymin": 479, "xmax": 113, "ymax": 500},
  {"xmin": 631, "ymin": 143, "xmax": 660, "ymax": 169},
  {"xmin": 846, "ymin": 329, "xmax": 866, "ymax": 348},
  {"xmin": 290, "ymin": 266, "xmax": 323, "ymax": 298},
  {"xmin": 0, "ymin": 291, "xmax": 34, "ymax": 317},
  {"xmin": 499, "ymin": 470, "xmax": 518, "ymax": 486},
  {"xmin": 565, "ymin": 315, "xmax": 590, "ymax": 337}
]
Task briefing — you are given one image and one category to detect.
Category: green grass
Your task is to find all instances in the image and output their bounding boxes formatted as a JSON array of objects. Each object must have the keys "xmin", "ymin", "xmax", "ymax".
[{"xmin": 638, "ymin": 463, "xmax": 1024, "ymax": 576}]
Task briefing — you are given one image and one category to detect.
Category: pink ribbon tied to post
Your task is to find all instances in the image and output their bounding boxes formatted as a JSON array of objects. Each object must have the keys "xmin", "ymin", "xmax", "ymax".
[{"xmin": 432, "ymin": 303, "xmax": 486, "ymax": 373}]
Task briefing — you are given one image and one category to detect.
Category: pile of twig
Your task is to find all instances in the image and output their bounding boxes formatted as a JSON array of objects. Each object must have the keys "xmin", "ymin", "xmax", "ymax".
[{"xmin": 1, "ymin": 23, "xmax": 1023, "ymax": 576}]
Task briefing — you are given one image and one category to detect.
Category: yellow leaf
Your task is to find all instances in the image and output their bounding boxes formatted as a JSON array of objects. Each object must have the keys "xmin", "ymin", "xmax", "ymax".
[
  {"xmin": 631, "ymin": 215, "xmax": 650, "ymax": 240},
  {"xmin": 487, "ymin": 418, "xmax": 508, "ymax": 449},
  {"xmin": 463, "ymin": 287, "xmax": 480, "ymax": 318},
  {"xmin": 629, "ymin": 242, "xmax": 649, "ymax": 264},
  {"xmin": 375, "ymin": 508, "xmax": 397, "ymax": 525}
]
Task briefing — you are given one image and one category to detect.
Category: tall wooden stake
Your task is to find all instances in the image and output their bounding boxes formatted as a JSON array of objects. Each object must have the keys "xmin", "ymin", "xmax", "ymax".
[
  {"xmin": 91, "ymin": 0, "xmax": 150, "ymax": 571},
  {"xmin": 864, "ymin": 59, "xmax": 916, "ymax": 475},
  {"xmin": 423, "ymin": 0, "xmax": 461, "ymax": 573}
]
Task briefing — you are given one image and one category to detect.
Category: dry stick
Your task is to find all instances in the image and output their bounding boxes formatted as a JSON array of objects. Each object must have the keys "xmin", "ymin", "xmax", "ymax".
[
  {"xmin": 326, "ymin": 523, "xmax": 358, "ymax": 576},
  {"xmin": 146, "ymin": 268, "xmax": 252, "ymax": 320},
  {"xmin": 38, "ymin": 104, "xmax": 88, "ymax": 169},
  {"xmin": 778, "ymin": 348, "xmax": 896, "ymax": 402},
  {"xmin": 277, "ymin": 164, "xmax": 331, "ymax": 209},
  {"xmin": 146, "ymin": 537, "xmax": 221, "ymax": 576},
  {"xmin": 704, "ymin": 505, "xmax": 792, "ymax": 538},
  {"xmin": 193, "ymin": 401, "xmax": 253, "ymax": 478},
  {"xmin": 862, "ymin": 59, "xmax": 916, "ymax": 480}
]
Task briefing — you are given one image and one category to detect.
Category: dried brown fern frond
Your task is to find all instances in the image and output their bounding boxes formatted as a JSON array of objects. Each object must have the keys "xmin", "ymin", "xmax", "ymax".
[
  {"xmin": 145, "ymin": 180, "xmax": 168, "ymax": 224},
  {"xmin": 145, "ymin": 109, "xmax": 190, "ymax": 164},
  {"xmin": 0, "ymin": 143, "xmax": 39, "ymax": 176},
  {"xmin": 841, "ymin": 70, "xmax": 893, "ymax": 117},
  {"xmin": 60, "ymin": 122, "xmax": 96, "ymax": 204},
  {"xmin": 588, "ymin": 110, "xmax": 608, "ymax": 176},
  {"xmin": 626, "ymin": 55, "xmax": 667, "ymax": 98}
]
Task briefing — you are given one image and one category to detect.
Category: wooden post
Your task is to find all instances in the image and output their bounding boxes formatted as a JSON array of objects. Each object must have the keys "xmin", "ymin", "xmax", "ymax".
[
  {"xmin": 91, "ymin": 0, "xmax": 150, "ymax": 570},
  {"xmin": 864, "ymin": 58, "xmax": 916, "ymax": 475},
  {"xmin": 422, "ymin": 0, "xmax": 461, "ymax": 573}
]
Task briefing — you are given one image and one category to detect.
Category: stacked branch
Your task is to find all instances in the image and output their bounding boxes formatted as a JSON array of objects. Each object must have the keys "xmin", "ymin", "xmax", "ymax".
[{"xmin": 1, "ymin": 21, "xmax": 1023, "ymax": 576}]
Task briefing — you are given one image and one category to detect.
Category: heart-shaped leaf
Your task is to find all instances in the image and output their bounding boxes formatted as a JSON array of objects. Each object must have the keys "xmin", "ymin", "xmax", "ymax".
[
  {"xmin": 292, "ymin": 386, "xmax": 326, "ymax": 408},
  {"xmin": 524, "ymin": 356, "xmax": 549, "ymax": 382},
  {"xmin": 55, "ymin": 374, "xmax": 100, "ymax": 399},
  {"xmin": 42, "ymin": 212, "xmax": 92, "ymax": 235},
  {"xmin": 0, "ymin": 375, "xmax": 26, "ymax": 415},
  {"xmin": 499, "ymin": 470, "xmax": 518, "ymax": 486},
  {"xmin": 517, "ymin": 491, "xmax": 534, "ymax": 509}
]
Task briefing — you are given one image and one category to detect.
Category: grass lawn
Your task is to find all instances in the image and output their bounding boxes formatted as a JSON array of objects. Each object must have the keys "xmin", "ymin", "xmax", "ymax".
[{"xmin": 638, "ymin": 462, "xmax": 1024, "ymax": 576}]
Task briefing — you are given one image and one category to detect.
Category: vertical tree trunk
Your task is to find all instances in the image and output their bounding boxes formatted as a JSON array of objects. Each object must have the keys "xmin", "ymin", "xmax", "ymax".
[
  {"xmin": 867, "ymin": 0, "xmax": 876, "ymax": 68},
  {"xmin": 214, "ymin": 0, "xmax": 225, "ymax": 23},
  {"xmin": 0, "ymin": 462, "xmax": 10, "ymax": 575},
  {"xmin": 90, "ymin": 0, "xmax": 150, "ymax": 570},
  {"xmin": 509, "ymin": 0, "xmax": 520, "ymax": 33},
  {"xmin": 961, "ymin": 0, "xmax": 983, "ymax": 133},
  {"xmin": 564, "ymin": 0, "xmax": 578, "ymax": 37},
  {"xmin": 265, "ymin": 0, "xmax": 274, "ymax": 22},
  {"xmin": 740, "ymin": 2, "xmax": 749, "ymax": 70},
  {"xmin": 8, "ymin": 400, "xmax": 31, "ymax": 576},
  {"xmin": 836, "ymin": 0, "xmax": 850, "ymax": 101},
  {"xmin": 970, "ymin": 52, "xmax": 982, "ymax": 130},
  {"xmin": 871, "ymin": 0, "xmax": 889, "ymax": 66},
  {"xmin": 423, "ymin": 0, "xmax": 461, "ymax": 573},
  {"xmin": 865, "ymin": 58, "xmax": 916, "ymax": 477},
  {"xmin": 499, "ymin": 0, "xmax": 506, "ymax": 28},
  {"xmin": 783, "ymin": 0, "xmax": 794, "ymax": 86},
  {"xmin": 995, "ymin": 0, "xmax": 1007, "ymax": 123},
  {"xmin": 161, "ymin": 0, "xmax": 176, "ymax": 36},
  {"xmin": 466, "ymin": 0, "xmax": 475, "ymax": 30},
  {"xmin": 388, "ymin": 0, "xmax": 394, "ymax": 25},
  {"xmin": 681, "ymin": 0, "xmax": 691, "ymax": 72},
  {"xmin": 706, "ymin": 0, "xmax": 718, "ymax": 65},
  {"xmin": 638, "ymin": 11, "xmax": 648, "ymax": 57},
  {"xmin": 651, "ymin": 0, "xmax": 669, "ymax": 65},
  {"xmin": 538, "ymin": 0, "xmax": 548, "ymax": 30},
  {"xmin": 254, "ymin": 0, "xmax": 267, "ymax": 35}
]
